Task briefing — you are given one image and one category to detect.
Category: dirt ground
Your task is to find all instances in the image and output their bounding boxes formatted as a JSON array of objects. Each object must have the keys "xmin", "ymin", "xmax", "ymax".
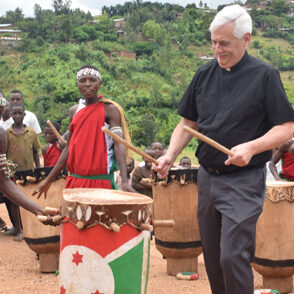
[{"xmin": 0, "ymin": 204, "xmax": 293, "ymax": 294}]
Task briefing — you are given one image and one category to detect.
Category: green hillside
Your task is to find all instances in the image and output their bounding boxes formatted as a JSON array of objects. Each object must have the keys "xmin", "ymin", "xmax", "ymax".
[{"xmin": 0, "ymin": 0, "xmax": 293, "ymax": 163}]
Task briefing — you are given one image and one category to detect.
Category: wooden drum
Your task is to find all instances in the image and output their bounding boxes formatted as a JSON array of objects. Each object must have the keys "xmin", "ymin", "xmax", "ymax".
[
  {"xmin": 59, "ymin": 188, "xmax": 153, "ymax": 294},
  {"xmin": 16, "ymin": 167, "xmax": 66, "ymax": 273},
  {"xmin": 252, "ymin": 180, "xmax": 294, "ymax": 294},
  {"xmin": 152, "ymin": 167, "xmax": 202, "ymax": 276}
]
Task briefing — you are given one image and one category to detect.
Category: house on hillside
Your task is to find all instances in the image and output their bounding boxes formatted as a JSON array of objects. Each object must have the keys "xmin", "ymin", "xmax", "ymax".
[
  {"xmin": 114, "ymin": 18, "xmax": 126, "ymax": 38},
  {"xmin": 0, "ymin": 24, "xmax": 22, "ymax": 49}
]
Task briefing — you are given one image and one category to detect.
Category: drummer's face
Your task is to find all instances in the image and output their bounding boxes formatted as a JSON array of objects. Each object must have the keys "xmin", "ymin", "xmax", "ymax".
[
  {"xmin": 77, "ymin": 74, "xmax": 101, "ymax": 99},
  {"xmin": 44, "ymin": 127, "xmax": 57, "ymax": 144}
]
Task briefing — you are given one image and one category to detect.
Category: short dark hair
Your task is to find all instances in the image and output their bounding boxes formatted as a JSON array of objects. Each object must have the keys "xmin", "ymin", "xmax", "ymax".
[
  {"xmin": 9, "ymin": 89, "xmax": 23, "ymax": 99},
  {"xmin": 78, "ymin": 64, "xmax": 99, "ymax": 72},
  {"xmin": 11, "ymin": 103, "xmax": 25, "ymax": 112},
  {"xmin": 180, "ymin": 156, "xmax": 191, "ymax": 162},
  {"xmin": 45, "ymin": 121, "xmax": 61, "ymax": 133}
]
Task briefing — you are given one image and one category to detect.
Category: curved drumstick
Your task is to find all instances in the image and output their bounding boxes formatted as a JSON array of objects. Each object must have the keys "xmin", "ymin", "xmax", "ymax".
[
  {"xmin": 101, "ymin": 127, "xmax": 159, "ymax": 165},
  {"xmin": 183, "ymin": 126, "xmax": 234, "ymax": 156},
  {"xmin": 47, "ymin": 120, "xmax": 67, "ymax": 145}
]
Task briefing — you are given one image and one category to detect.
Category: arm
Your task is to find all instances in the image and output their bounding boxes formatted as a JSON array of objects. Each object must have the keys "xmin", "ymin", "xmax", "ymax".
[
  {"xmin": 106, "ymin": 103, "xmax": 135, "ymax": 192},
  {"xmin": 32, "ymin": 132, "xmax": 71, "ymax": 199},
  {"xmin": 225, "ymin": 122, "xmax": 294, "ymax": 167},
  {"xmin": 153, "ymin": 117, "xmax": 198, "ymax": 177},
  {"xmin": 33, "ymin": 148, "xmax": 40, "ymax": 168},
  {"xmin": 269, "ymin": 141, "xmax": 290, "ymax": 180}
]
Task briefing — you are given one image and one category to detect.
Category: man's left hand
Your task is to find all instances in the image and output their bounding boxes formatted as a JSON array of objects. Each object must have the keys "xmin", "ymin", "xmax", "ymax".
[{"xmin": 225, "ymin": 142, "xmax": 254, "ymax": 167}]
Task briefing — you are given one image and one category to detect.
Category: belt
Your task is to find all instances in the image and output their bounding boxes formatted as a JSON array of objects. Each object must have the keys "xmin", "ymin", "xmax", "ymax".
[{"xmin": 203, "ymin": 165, "xmax": 265, "ymax": 176}]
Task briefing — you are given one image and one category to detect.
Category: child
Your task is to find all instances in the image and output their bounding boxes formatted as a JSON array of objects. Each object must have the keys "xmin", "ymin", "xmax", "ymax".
[
  {"xmin": 5, "ymin": 103, "xmax": 41, "ymax": 241},
  {"xmin": 42, "ymin": 121, "xmax": 62, "ymax": 167},
  {"xmin": 179, "ymin": 156, "xmax": 192, "ymax": 168},
  {"xmin": 132, "ymin": 149, "xmax": 155, "ymax": 198},
  {"xmin": 116, "ymin": 157, "xmax": 135, "ymax": 190}
]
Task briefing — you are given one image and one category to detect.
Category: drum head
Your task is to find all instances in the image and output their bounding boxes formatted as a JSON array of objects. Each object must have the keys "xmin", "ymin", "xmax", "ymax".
[{"xmin": 63, "ymin": 188, "xmax": 153, "ymax": 205}]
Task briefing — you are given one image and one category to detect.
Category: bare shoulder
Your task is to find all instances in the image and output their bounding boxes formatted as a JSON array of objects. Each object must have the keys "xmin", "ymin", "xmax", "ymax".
[
  {"xmin": 69, "ymin": 104, "xmax": 79, "ymax": 122},
  {"xmin": 104, "ymin": 102, "xmax": 121, "ymax": 125}
]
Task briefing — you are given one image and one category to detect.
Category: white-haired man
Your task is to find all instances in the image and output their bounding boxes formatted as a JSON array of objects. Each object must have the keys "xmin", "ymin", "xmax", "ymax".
[{"xmin": 154, "ymin": 5, "xmax": 294, "ymax": 294}]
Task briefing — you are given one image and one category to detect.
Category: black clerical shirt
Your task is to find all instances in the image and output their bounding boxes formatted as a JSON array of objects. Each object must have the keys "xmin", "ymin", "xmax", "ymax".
[{"xmin": 178, "ymin": 51, "xmax": 294, "ymax": 172}]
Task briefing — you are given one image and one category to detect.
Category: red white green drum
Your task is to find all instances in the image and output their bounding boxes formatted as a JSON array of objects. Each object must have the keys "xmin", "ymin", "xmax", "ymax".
[{"xmin": 59, "ymin": 188, "xmax": 153, "ymax": 294}]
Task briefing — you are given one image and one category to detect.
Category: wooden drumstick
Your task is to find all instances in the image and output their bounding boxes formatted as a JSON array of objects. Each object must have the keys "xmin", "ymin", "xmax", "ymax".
[
  {"xmin": 183, "ymin": 126, "xmax": 234, "ymax": 156},
  {"xmin": 152, "ymin": 220, "xmax": 175, "ymax": 227},
  {"xmin": 47, "ymin": 120, "xmax": 67, "ymax": 145},
  {"xmin": 102, "ymin": 127, "xmax": 159, "ymax": 165}
]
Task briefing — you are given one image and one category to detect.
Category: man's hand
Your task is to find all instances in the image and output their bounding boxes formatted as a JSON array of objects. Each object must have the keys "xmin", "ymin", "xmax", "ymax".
[
  {"xmin": 225, "ymin": 142, "xmax": 254, "ymax": 167},
  {"xmin": 152, "ymin": 155, "xmax": 173, "ymax": 178},
  {"xmin": 32, "ymin": 179, "xmax": 52, "ymax": 199},
  {"xmin": 121, "ymin": 182, "xmax": 136, "ymax": 193}
]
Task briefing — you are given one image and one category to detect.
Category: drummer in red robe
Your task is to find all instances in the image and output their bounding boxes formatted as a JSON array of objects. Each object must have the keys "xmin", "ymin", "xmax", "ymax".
[
  {"xmin": 269, "ymin": 139, "xmax": 294, "ymax": 181},
  {"xmin": 42, "ymin": 121, "xmax": 62, "ymax": 167},
  {"xmin": 33, "ymin": 64, "xmax": 134, "ymax": 198}
]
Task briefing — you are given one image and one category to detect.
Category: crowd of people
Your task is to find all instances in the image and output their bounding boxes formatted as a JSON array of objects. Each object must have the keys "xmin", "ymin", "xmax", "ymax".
[{"xmin": 0, "ymin": 4, "xmax": 294, "ymax": 294}]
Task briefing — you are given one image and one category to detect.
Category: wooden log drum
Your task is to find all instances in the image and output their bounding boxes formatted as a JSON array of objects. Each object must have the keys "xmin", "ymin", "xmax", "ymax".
[
  {"xmin": 152, "ymin": 167, "xmax": 202, "ymax": 276},
  {"xmin": 16, "ymin": 167, "xmax": 66, "ymax": 273},
  {"xmin": 59, "ymin": 188, "xmax": 153, "ymax": 294},
  {"xmin": 252, "ymin": 180, "xmax": 294, "ymax": 294}
]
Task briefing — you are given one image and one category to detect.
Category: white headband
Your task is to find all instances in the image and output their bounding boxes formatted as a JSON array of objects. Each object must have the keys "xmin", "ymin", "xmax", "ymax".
[{"xmin": 77, "ymin": 68, "xmax": 101, "ymax": 80}]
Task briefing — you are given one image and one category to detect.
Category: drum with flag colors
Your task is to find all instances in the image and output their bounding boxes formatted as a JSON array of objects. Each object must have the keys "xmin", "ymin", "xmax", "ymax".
[{"xmin": 59, "ymin": 188, "xmax": 153, "ymax": 294}]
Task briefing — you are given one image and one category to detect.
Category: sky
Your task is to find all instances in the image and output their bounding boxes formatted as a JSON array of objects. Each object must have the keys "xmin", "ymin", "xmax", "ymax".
[{"xmin": 0, "ymin": 0, "xmax": 240, "ymax": 17}]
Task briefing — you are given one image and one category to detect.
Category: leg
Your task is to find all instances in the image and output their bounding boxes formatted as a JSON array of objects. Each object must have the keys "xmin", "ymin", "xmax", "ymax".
[
  {"xmin": 197, "ymin": 167, "xmax": 226, "ymax": 294},
  {"xmin": 220, "ymin": 213, "xmax": 259, "ymax": 294}
]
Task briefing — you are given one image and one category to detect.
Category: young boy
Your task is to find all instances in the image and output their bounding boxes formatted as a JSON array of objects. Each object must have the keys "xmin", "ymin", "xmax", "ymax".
[
  {"xmin": 132, "ymin": 149, "xmax": 155, "ymax": 198},
  {"xmin": 5, "ymin": 103, "xmax": 41, "ymax": 241},
  {"xmin": 42, "ymin": 121, "xmax": 62, "ymax": 167},
  {"xmin": 33, "ymin": 64, "xmax": 134, "ymax": 198},
  {"xmin": 179, "ymin": 156, "xmax": 192, "ymax": 168}
]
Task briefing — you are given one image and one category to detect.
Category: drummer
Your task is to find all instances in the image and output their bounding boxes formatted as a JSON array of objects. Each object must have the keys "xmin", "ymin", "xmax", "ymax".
[
  {"xmin": 154, "ymin": 5, "xmax": 294, "ymax": 294},
  {"xmin": 269, "ymin": 139, "xmax": 294, "ymax": 181},
  {"xmin": 33, "ymin": 64, "xmax": 135, "ymax": 198},
  {"xmin": 0, "ymin": 126, "xmax": 45, "ymax": 217}
]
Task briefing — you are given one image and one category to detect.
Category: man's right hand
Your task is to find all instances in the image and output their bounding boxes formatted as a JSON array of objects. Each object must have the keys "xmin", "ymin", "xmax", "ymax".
[
  {"xmin": 32, "ymin": 179, "xmax": 52, "ymax": 199},
  {"xmin": 152, "ymin": 156, "xmax": 173, "ymax": 178}
]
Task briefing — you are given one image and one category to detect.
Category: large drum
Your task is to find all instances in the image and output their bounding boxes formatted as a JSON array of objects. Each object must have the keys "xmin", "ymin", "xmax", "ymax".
[
  {"xmin": 252, "ymin": 180, "xmax": 294, "ymax": 294},
  {"xmin": 152, "ymin": 167, "xmax": 202, "ymax": 276},
  {"xmin": 59, "ymin": 188, "xmax": 153, "ymax": 294},
  {"xmin": 16, "ymin": 167, "xmax": 66, "ymax": 273}
]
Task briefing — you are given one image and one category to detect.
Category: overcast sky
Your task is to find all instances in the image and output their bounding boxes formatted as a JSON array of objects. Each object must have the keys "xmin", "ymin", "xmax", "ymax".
[{"xmin": 0, "ymin": 0, "xmax": 240, "ymax": 17}]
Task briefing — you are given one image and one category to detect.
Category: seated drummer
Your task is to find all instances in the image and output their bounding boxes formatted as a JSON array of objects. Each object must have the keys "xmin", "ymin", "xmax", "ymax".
[
  {"xmin": 132, "ymin": 149, "xmax": 155, "ymax": 198},
  {"xmin": 269, "ymin": 139, "xmax": 294, "ymax": 181},
  {"xmin": 42, "ymin": 121, "xmax": 62, "ymax": 167}
]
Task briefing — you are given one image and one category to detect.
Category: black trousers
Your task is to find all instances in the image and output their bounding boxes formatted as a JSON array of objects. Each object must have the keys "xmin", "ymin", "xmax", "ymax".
[{"xmin": 197, "ymin": 166, "xmax": 266, "ymax": 294}]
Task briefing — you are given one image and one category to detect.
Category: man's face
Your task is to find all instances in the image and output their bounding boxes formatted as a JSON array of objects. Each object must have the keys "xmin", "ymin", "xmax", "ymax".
[
  {"xmin": 151, "ymin": 143, "xmax": 164, "ymax": 159},
  {"xmin": 9, "ymin": 93, "xmax": 23, "ymax": 105},
  {"xmin": 77, "ymin": 74, "xmax": 101, "ymax": 99},
  {"xmin": 2, "ymin": 105, "xmax": 10, "ymax": 120},
  {"xmin": 11, "ymin": 106, "xmax": 25, "ymax": 124},
  {"xmin": 211, "ymin": 22, "xmax": 251, "ymax": 69},
  {"xmin": 44, "ymin": 127, "xmax": 57, "ymax": 144}
]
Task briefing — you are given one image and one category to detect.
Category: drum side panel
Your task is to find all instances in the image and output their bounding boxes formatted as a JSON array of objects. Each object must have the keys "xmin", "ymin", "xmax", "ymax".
[
  {"xmin": 153, "ymin": 182, "xmax": 201, "ymax": 242},
  {"xmin": 18, "ymin": 179, "xmax": 64, "ymax": 241},
  {"xmin": 255, "ymin": 198, "xmax": 294, "ymax": 261}
]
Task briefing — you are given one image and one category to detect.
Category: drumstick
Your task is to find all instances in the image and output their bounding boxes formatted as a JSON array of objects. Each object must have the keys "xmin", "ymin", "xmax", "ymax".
[
  {"xmin": 102, "ymin": 127, "xmax": 159, "ymax": 165},
  {"xmin": 183, "ymin": 126, "xmax": 234, "ymax": 156},
  {"xmin": 47, "ymin": 120, "xmax": 67, "ymax": 145}
]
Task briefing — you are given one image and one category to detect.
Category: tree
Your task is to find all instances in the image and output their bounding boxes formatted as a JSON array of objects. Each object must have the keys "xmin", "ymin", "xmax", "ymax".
[
  {"xmin": 5, "ymin": 7, "xmax": 24, "ymax": 24},
  {"xmin": 52, "ymin": 0, "xmax": 72, "ymax": 15}
]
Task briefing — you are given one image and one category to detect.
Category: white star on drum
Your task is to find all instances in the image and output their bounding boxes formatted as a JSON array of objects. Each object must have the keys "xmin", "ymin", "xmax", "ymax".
[{"xmin": 59, "ymin": 245, "xmax": 115, "ymax": 294}]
